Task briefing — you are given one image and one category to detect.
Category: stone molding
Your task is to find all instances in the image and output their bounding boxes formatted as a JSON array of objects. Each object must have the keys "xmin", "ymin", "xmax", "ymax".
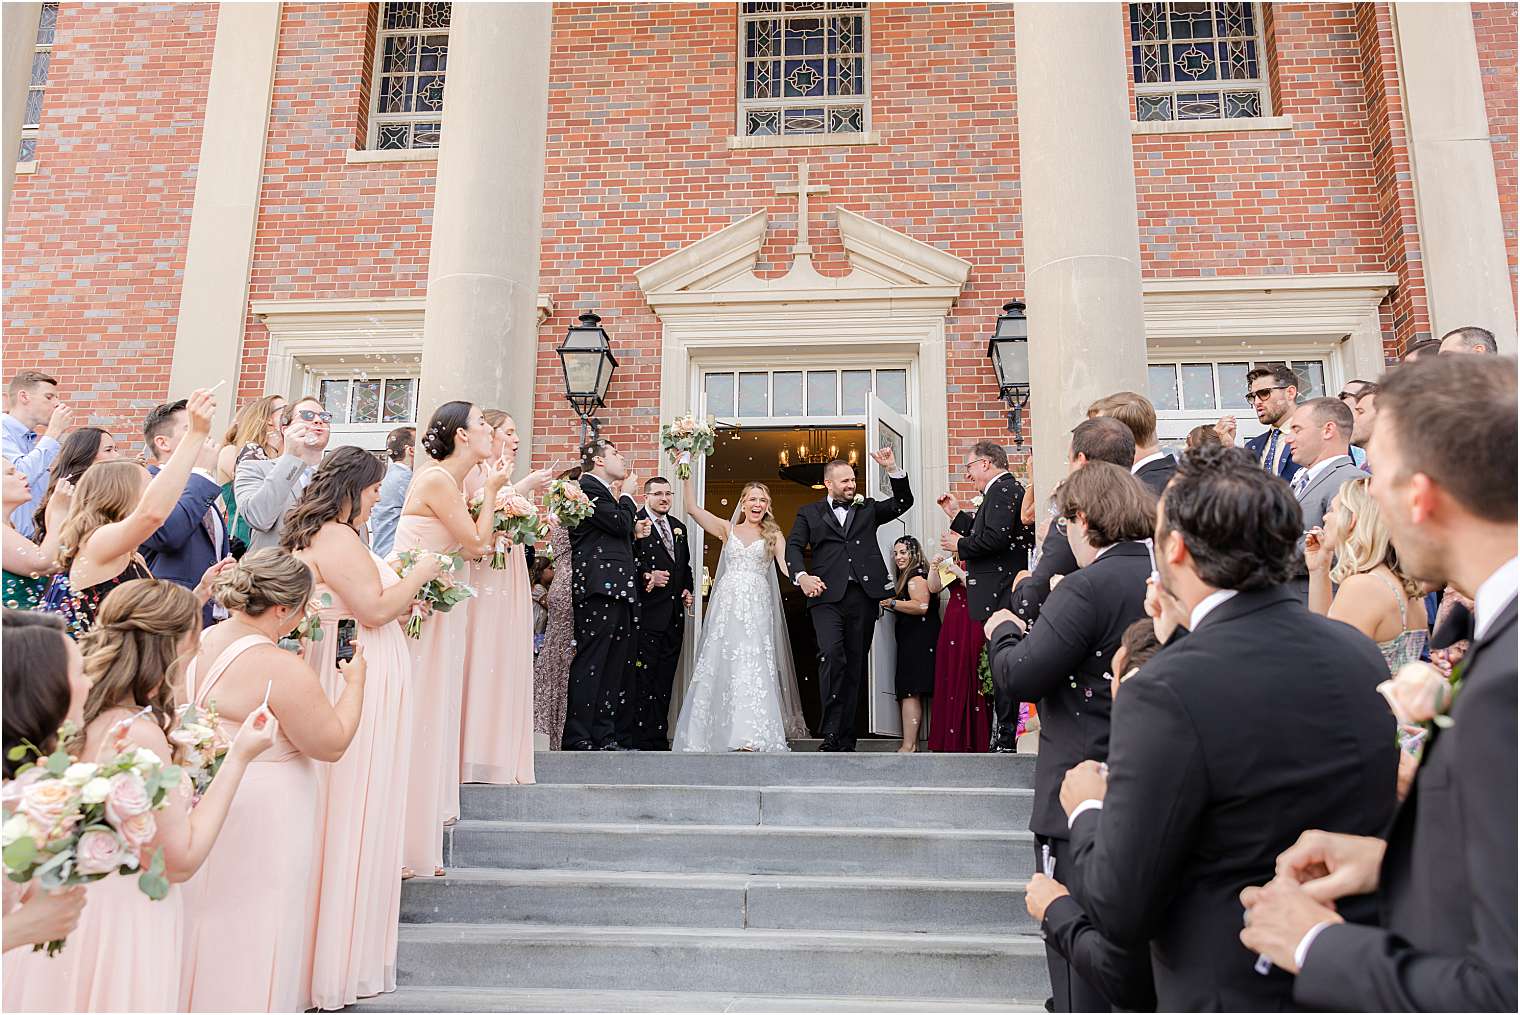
[
  {"xmin": 344, "ymin": 147, "xmax": 439, "ymax": 164},
  {"xmin": 1132, "ymin": 115, "xmax": 1294, "ymax": 135},
  {"xmin": 725, "ymin": 131, "xmax": 882, "ymax": 150}
]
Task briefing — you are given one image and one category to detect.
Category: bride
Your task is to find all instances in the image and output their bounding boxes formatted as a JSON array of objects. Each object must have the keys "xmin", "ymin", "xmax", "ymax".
[{"xmin": 671, "ymin": 480, "xmax": 808, "ymax": 753}]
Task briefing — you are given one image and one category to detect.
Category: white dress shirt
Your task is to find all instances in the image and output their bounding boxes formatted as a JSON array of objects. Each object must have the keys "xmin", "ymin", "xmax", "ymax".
[
  {"xmin": 1473, "ymin": 555, "xmax": 1519, "ymax": 640},
  {"xmin": 1131, "ymin": 451, "xmax": 1170, "ymax": 475}
]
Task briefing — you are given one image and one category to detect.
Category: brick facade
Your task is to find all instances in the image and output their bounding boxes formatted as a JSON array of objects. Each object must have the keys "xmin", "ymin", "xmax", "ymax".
[{"xmin": 3, "ymin": 2, "xmax": 1514, "ymax": 493}]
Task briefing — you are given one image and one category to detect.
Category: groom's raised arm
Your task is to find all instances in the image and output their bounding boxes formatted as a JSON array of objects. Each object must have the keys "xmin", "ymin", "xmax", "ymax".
[
  {"xmin": 869, "ymin": 474, "xmax": 913, "ymax": 525},
  {"xmin": 785, "ymin": 510, "xmax": 811, "ymax": 580}
]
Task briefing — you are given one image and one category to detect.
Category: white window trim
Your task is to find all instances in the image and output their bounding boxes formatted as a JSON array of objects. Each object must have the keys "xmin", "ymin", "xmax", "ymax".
[
  {"xmin": 345, "ymin": 147, "xmax": 438, "ymax": 164},
  {"xmin": 1130, "ymin": 1, "xmax": 1275, "ymax": 126},
  {"xmin": 364, "ymin": 2, "xmax": 450, "ymax": 153},
  {"xmin": 735, "ymin": 3, "xmax": 871, "ymax": 141},
  {"xmin": 18, "ymin": 2, "xmax": 56, "ymax": 166},
  {"xmin": 700, "ymin": 364, "xmax": 913, "ymax": 425}
]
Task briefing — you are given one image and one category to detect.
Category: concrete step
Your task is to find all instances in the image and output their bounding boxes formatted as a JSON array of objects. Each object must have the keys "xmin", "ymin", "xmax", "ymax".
[
  {"xmin": 459, "ymin": 782, "xmax": 1034, "ymax": 830},
  {"xmin": 392, "ymin": 923, "xmax": 1050, "ymax": 1001},
  {"xmin": 402, "ymin": 868, "xmax": 1037, "ymax": 934},
  {"xmin": 533, "ymin": 750, "xmax": 1036, "ymax": 789},
  {"xmin": 446, "ymin": 820, "xmax": 1037, "ymax": 879},
  {"xmin": 790, "ymin": 738, "xmax": 911, "ymax": 753},
  {"xmin": 347, "ymin": 985, "xmax": 1047, "ymax": 1012}
]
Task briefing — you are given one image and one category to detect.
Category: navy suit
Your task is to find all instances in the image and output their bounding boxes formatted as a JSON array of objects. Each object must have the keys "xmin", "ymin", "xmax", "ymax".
[
  {"xmin": 1244, "ymin": 428, "xmax": 1303, "ymax": 482},
  {"xmin": 140, "ymin": 467, "xmax": 229, "ymax": 627}
]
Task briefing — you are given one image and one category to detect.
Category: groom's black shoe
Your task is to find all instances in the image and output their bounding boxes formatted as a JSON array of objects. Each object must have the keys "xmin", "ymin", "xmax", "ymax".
[
  {"xmin": 565, "ymin": 741, "xmax": 597, "ymax": 751},
  {"xmin": 598, "ymin": 742, "xmax": 621, "ymax": 751},
  {"xmin": 817, "ymin": 739, "xmax": 841, "ymax": 752}
]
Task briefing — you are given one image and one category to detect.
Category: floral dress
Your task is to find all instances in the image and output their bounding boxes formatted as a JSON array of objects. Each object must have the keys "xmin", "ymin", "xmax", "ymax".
[{"xmin": 532, "ymin": 522, "xmax": 575, "ymax": 749}]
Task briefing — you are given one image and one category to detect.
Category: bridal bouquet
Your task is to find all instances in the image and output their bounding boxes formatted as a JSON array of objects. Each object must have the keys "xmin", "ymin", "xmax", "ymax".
[
  {"xmin": 390, "ymin": 549, "xmax": 474, "ymax": 638},
  {"xmin": 2, "ymin": 738, "xmax": 179, "ymax": 954},
  {"xmin": 660, "ymin": 414, "xmax": 719, "ymax": 479},
  {"xmin": 469, "ymin": 488, "xmax": 545, "ymax": 568},
  {"xmin": 543, "ymin": 478, "xmax": 594, "ymax": 530},
  {"xmin": 169, "ymin": 703, "xmax": 227, "ymax": 804}
]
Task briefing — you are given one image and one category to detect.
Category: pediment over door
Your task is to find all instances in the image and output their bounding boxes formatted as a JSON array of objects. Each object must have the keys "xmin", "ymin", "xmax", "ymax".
[{"xmin": 635, "ymin": 208, "xmax": 972, "ymax": 315}]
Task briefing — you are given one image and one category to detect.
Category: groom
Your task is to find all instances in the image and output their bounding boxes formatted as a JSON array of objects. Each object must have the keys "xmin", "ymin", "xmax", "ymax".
[{"xmin": 786, "ymin": 449, "xmax": 912, "ymax": 751}]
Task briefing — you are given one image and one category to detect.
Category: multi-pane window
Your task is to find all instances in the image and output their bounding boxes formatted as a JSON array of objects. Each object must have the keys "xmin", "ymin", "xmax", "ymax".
[
  {"xmin": 18, "ymin": 2, "xmax": 58, "ymax": 163},
  {"xmin": 1129, "ymin": 2, "xmax": 1270, "ymax": 123},
  {"xmin": 703, "ymin": 367, "xmax": 907, "ymax": 418},
  {"xmin": 368, "ymin": 1, "xmax": 450, "ymax": 151},
  {"xmin": 738, "ymin": 2, "xmax": 868, "ymax": 138},
  {"xmin": 315, "ymin": 373, "xmax": 419, "ymax": 451},
  {"xmin": 1148, "ymin": 356, "xmax": 1328, "ymax": 448}
]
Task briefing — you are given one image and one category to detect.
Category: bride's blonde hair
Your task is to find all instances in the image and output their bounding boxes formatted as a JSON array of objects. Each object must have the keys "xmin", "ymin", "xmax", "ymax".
[{"xmin": 737, "ymin": 481, "xmax": 783, "ymax": 551}]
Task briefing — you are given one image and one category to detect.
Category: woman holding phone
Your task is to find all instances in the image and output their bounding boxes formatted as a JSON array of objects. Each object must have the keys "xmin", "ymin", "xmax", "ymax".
[{"xmin": 283, "ymin": 447, "xmax": 441, "ymax": 1010}]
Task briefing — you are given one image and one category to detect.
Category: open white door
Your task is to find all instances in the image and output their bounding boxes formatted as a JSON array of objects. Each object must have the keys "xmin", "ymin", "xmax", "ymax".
[{"xmin": 867, "ymin": 394, "xmax": 917, "ymax": 737}]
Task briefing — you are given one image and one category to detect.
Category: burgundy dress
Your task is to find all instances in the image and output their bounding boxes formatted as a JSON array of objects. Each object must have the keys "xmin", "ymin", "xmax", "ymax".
[{"xmin": 927, "ymin": 582, "xmax": 990, "ymax": 753}]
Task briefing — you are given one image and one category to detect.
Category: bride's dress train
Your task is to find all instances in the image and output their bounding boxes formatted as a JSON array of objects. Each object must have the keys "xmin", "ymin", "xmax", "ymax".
[{"xmin": 672, "ymin": 534, "xmax": 806, "ymax": 753}]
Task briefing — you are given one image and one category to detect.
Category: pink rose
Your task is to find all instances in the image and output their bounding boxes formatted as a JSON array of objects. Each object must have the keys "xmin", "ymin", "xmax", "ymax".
[
  {"xmin": 18, "ymin": 778, "xmax": 78, "ymax": 834},
  {"xmin": 1, "ymin": 768, "xmax": 45, "ymax": 810},
  {"xmin": 103, "ymin": 772, "xmax": 151, "ymax": 826},
  {"xmin": 1378, "ymin": 662, "xmax": 1453, "ymax": 724},
  {"xmin": 116, "ymin": 810, "xmax": 156, "ymax": 851},
  {"xmin": 75, "ymin": 828, "xmax": 128, "ymax": 876}
]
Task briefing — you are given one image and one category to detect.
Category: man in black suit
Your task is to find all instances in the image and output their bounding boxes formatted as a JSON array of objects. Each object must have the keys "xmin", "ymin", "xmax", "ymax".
[
  {"xmin": 935, "ymin": 439, "xmax": 1035, "ymax": 751},
  {"xmin": 983, "ymin": 462, "xmax": 1155, "ymax": 1012},
  {"xmin": 632, "ymin": 476, "xmax": 694, "ymax": 751},
  {"xmin": 785, "ymin": 448, "xmax": 911, "ymax": 752},
  {"xmin": 561, "ymin": 438, "xmax": 652, "ymax": 751},
  {"xmin": 1058, "ymin": 444, "xmax": 1396, "ymax": 1011},
  {"xmin": 1005, "ymin": 416, "xmax": 1135, "ymax": 627},
  {"xmin": 1090, "ymin": 390, "xmax": 1177, "ymax": 495},
  {"xmin": 1240, "ymin": 354, "xmax": 1517, "ymax": 1012}
]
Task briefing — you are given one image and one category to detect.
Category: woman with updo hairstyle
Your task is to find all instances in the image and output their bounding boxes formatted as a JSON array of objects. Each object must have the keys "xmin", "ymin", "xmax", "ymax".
[
  {"xmin": 178, "ymin": 547, "xmax": 366, "ymax": 1013},
  {"xmin": 393, "ymin": 400, "xmax": 506, "ymax": 879},
  {"xmin": 459, "ymin": 410, "xmax": 554, "ymax": 789},
  {"xmin": 4, "ymin": 579, "xmax": 275, "ymax": 1012},
  {"xmin": 283, "ymin": 446, "xmax": 442, "ymax": 1007}
]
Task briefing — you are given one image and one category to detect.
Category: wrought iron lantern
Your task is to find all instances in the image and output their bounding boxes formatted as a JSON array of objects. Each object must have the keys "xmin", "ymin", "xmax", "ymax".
[
  {"xmin": 557, "ymin": 311, "xmax": 618, "ymax": 443},
  {"xmin": 987, "ymin": 299, "xmax": 1030, "ymax": 445}
]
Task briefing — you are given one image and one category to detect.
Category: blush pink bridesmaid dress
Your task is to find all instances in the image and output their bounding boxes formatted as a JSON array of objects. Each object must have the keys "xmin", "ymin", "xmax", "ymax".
[
  {"xmin": 392, "ymin": 508, "xmax": 467, "ymax": 876},
  {"xmin": 303, "ymin": 551, "xmax": 413, "ymax": 1010},
  {"xmin": 179, "ymin": 634, "xmax": 319, "ymax": 1013}
]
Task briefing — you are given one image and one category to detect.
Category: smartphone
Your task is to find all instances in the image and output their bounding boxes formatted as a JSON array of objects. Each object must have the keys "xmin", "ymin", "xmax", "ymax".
[{"xmin": 336, "ymin": 618, "xmax": 358, "ymax": 664}]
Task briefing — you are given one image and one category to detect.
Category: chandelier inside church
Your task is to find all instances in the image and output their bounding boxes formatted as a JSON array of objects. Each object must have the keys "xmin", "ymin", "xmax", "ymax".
[{"xmin": 777, "ymin": 428, "xmax": 860, "ymax": 490}]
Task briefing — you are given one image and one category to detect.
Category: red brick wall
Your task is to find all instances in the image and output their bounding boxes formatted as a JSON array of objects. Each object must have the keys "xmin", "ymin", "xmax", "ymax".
[
  {"xmin": 1473, "ymin": 1, "xmax": 1517, "ymax": 310},
  {"xmin": 2, "ymin": 3, "xmax": 217, "ymax": 443}
]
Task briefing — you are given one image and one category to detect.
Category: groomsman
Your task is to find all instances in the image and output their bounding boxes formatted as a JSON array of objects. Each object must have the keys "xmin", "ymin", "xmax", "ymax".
[
  {"xmin": 633, "ymin": 477, "xmax": 694, "ymax": 751},
  {"xmin": 936, "ymin": 440, "xmax": 1034, "ymax": 751}
]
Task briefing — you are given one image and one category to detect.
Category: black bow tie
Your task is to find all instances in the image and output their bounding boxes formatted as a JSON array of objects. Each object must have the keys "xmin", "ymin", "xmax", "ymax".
[{"xmin": 831, "ymin": 499, "xmax": 852, "ymax": 510}]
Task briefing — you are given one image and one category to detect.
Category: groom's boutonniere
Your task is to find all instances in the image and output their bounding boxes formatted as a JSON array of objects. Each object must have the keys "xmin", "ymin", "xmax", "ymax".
[
  {"xmin": 852, "ymin": 494, "xmax": 864, "ymax": 506},
  {"xmin": 972, "ymin": 494, "xmax": 985, "ymax": 509}
]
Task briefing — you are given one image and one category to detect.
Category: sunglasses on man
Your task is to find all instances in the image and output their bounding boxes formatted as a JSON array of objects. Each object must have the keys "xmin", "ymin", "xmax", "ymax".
[
  {"xmin": 1246, "ymin": 385, "xmax": 1288, "ymax": 402},
  {"xmin": 297, "ymin": 409, "xmax": 334, "ymax": 424}
]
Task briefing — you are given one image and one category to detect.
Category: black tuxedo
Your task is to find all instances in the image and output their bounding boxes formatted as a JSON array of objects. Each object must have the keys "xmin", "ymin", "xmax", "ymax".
[
  {"xmin": 1068, "ymin": 585, "xmax": 1397, "ymax": 1011},
  {"xmin": 785, "ymin": 474, "xmax": 913, "ymax": 749},
  {"xmin": 1004, "ymin": 517, "xmax": 1079, "ymax": 626},
  {"xmin": 1042, "ymin": 895, "xmax": 1157, "ymax": 1012},
  {"xmin": 1131, "ymin": 453, "xmax": 1178, "ymax": 496},
  {"xmin": 632, "ymin": 509, "xmax": 695, "ymax": 750},
  {"xmin": 990, "ymin": 540, "xmax": 1151, "ymax": 1012},
  {"xmin": 562, "ymin": 473, "xmax": 641, "ymax": 749},
  {"xmin": 1295, "ymin": 595, "xmax": 1517, "ymax": 1012}
]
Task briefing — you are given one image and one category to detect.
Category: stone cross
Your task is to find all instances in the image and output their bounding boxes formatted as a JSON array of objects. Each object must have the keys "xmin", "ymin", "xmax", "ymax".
[{"xmin": 776, "ymin": 161, "xmax": 830, "ymax": 256}]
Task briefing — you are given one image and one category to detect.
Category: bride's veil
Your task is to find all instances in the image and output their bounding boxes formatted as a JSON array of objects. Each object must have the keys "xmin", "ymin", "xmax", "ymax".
[{"xmin": 697, "ymin": 501, "xmax": 810, "ymax": 740}]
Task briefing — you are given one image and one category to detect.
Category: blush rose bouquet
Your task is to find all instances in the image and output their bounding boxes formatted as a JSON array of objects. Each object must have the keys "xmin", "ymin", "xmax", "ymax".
[
  {"xmin": 660, "ymin": 414, "xmax": 719, "ymax": 480},
  {"xmin": 543, "ymin": 478, "xmax": 594, "ymax": 530},
  {"xmin": 469, "ymin": 488, "xmax": 545, "ymax": 568},
  {"xmin": 389, "ymin": 549, "xmax": 474, "ymax": 638}
]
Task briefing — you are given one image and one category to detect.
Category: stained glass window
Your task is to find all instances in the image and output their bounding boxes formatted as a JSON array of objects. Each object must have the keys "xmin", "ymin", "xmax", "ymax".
[
  {"xmin": 739, "ymin": 2, "xmax": 868, "ymax": 138},
  {"xmin": 17, "ymin": 3, "xmax": 57, "ymax": 163},
  {"xmin": 368, "ymin": 2, "xmax": 451, "ymax": 151},
  {"xmin": 314, "ymin": 372, "xmax": 419, "ymax": 452},
  {"xmin": 1129, "ymin": 2, "xmax": 1269, "ymax": 123}
]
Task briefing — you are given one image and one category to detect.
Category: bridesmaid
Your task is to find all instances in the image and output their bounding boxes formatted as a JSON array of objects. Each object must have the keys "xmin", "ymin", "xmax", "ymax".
[
  {"xmin": 460, "ymin": 410, "xmax": 553, "ymax": 786},
  {"xmin": 3, "ymin": 580, "xmax": 273, "ymax": 1013},
  {"xmin": 283, "ymin": 447, "xmax": 441, "ymax": 1009},
  {"xmin": 926, "ymin": 554, "xmax": 991, "ymax": 753},
  {"xmin": 394, "ymin": 401, "xmax": 504, "ymax": 877},
  {"xmin": 533, "ymin": 469, "xmax": 579, "ymax": 749}
]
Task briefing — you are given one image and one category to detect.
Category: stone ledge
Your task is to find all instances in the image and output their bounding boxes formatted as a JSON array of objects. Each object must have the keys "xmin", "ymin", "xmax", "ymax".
[
  {"xmin": 344, "ymin": 147, "xmax": 439, "ymax": 164},
  {"xmin": 726, "ymin": 131, "xmax": 881, "ymax": 150},
  {"xmin": 15, "ymin": 160, "xmax": 36, "ymax": 175},
  {"xmin": 1132, "ymin": 115, "xmax": 1294, "ymax": 136}
]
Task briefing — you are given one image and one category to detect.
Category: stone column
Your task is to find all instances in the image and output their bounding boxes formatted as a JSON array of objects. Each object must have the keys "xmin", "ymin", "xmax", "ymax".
[
  {"xmin": 418, "ymin": 2, "xmax": 551, "ymax": 454},
  {"xmin": 1015, "ymin": 3, "xmax": 1149, "ymax": 498},
  {"xmin": 167, "ymin": 3, "xmax": 281, "ymax": 429},
  {"xmin": 2, "ymin": 2, "xmax": 41, "ymax": 229},
  {"xmin": 1393, "ymin": 3, "xmax": 1516, "ymax": 353}
]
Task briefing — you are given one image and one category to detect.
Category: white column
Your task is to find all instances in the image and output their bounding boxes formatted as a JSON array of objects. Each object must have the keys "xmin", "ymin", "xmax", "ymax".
[
  {"xmin": 2, "ymin": 2, "xmax": 41, "ymax": 229},
  {"xmin": 167, "ymin": 3, "xmax": 281, "ymax": 428},
  {"xmin": 418, "ymin": 2, "xmax": 551, "ymax": 453},
  {"xmin": 1015, "ymin": 3, "xmax": 1149, "ymax": 498},
  {"xmin": 1393, "ymin": 2, "xmax": 1517, "ymax": 353}
]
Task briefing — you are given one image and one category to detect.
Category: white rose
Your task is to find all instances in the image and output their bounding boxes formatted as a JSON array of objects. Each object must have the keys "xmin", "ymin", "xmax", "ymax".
[
  {"xmin": 1, "ymin": 811, "xmax": 32, "ymax": 847},
  {"xmin": 972, "ymin": 495, "xmax": 985, "ymax": 508},
  {"xmin": 132, "ymin": 748, "xmax": 161, "ymax": 769},
  {"xmin": 80, "ymin": 777, "xmax": 111, "ymax": 805},
  {"xmin": 852, "ymin": 495, "xmax": 864, "ymax": 506},
  {"xmin": 62, "ymin": 762, "xmax": 98, "ymax": 787}
]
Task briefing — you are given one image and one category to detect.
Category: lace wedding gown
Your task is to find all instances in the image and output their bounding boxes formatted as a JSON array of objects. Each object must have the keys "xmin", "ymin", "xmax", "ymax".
[{"xmin": 672, "ymin": 534, "xmax": 807, "ymax": 753}]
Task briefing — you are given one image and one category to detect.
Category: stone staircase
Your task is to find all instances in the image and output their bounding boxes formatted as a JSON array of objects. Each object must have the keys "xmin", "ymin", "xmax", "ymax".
[{"xmin": 351, "ymin": 752, "xmax": 1050, "ymax": 1012}]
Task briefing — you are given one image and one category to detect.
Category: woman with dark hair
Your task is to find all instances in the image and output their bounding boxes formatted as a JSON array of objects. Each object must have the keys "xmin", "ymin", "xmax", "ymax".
[
  {"xmin": 533, "ymin": 466, "xmax": 579, "ymax": 748},
  {"xmin": 882, "ymin": 536, "xmax": 940, "ymax": 752},
  {"xmin": 31, "ymin": 426, "xmax": 120, "ymax": 543},
  {"xmin": 3, "ymin": 458, "xmax": 69, "ymax": 611},
  {"xmin": 3, "ymin": 579, "xmax": 274, "ymax": 1012},
  {"xmin": 393, "ymin": 400, "xmax": 504, "ymax": 879},
  {"xmin": 283, "ymin": 447, "xmax": 441, "ymax": 1008}
]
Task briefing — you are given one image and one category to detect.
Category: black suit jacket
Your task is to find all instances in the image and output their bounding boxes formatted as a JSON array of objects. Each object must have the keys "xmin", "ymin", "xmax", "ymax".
[
  {"xmin": 1131, "ymin": 453, "xmax": 1177, "ymax": 496},
  {"xmin": 989, "ymin": 541, "xmax": 1151, "ymax": 839},
  {"xmin": 1004, "ymin": 518, "xmax": 1079, "ymax": 625},
  {"xmin": 949, "ymin": 472, "xmax": 1035, "ymax": 623},
  {"xmin": 1295, "ymin": 597, "xmax": 1518, "ymax": 1012},
  {"xmin": 1068, "ymin": 585, "xmax": 1397, "ymax": 1011},
  {"xmin": 634, "ymin": 509, "xmax": 694, "ymax": 629},
  {"xmin": 1043, "ymin": 895, "xmax": 1157, "ymax": 1011},
  {"xmin": 569, "ymin": 474, "xmax": 640, "ymax": 605},
  {"xmin": 785, "ymin": 475, "xmax": 913, "ymax": 605}
]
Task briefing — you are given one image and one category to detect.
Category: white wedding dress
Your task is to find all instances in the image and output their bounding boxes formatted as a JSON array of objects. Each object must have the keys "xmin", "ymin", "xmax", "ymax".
[{"xmin": 671, "ymin": 532, "xmax": 808, "ymax": 753}]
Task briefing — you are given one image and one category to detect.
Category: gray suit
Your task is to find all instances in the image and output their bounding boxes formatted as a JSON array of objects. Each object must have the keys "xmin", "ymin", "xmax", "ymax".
[
  {"xmin": 1289, "ymin": 454, "xmax": 1368, "ymax": 602},
  {"xmin": 233, "ymin": 452, "xmax": 315, "ymax": 553}
]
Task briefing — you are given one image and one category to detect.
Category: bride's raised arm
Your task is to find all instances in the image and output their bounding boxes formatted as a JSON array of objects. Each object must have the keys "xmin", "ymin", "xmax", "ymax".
[{"xmin": 682, "ymin": 476, "xmax": 730, "ymax": 543}]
